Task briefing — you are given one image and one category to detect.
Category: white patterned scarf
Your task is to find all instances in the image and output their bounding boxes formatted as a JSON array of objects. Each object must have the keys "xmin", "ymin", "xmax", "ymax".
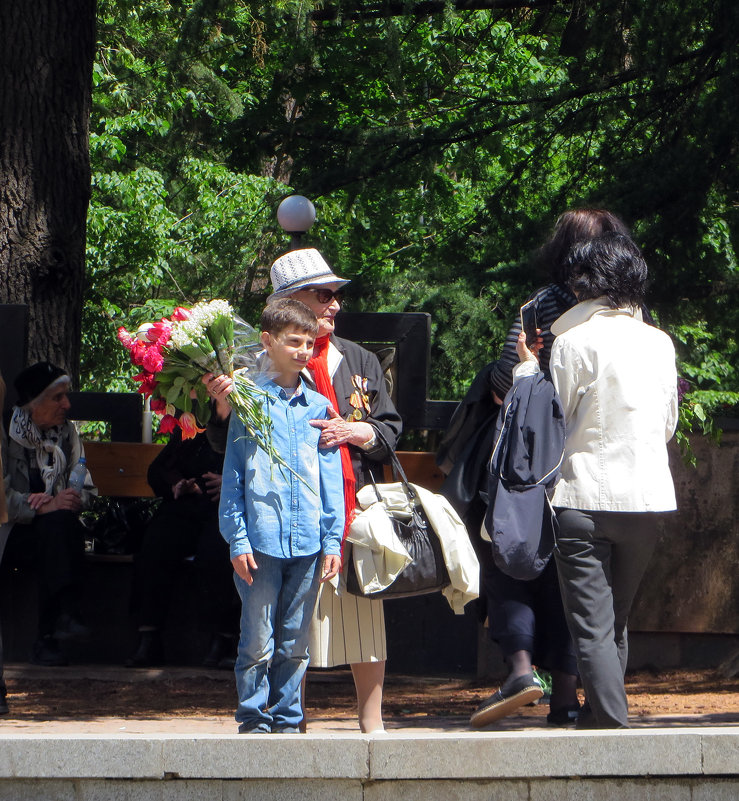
[{"xmin": 9, "ymin": 406, "xmax": 67, "ymax": 494}]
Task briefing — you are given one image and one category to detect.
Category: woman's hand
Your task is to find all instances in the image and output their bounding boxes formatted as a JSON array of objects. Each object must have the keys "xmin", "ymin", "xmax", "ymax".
[
  {"xmin": 310, "ymin": 406, "xmax": 374, "ymax": 449},
  {"xmin": 27, "ymin": 492, "xmax": 53, "ymax": 512},
  {"xmin": 34, "ymin": 489, "xmax": 82, "ymax": 514},
  {"xmin": 202, "ymin": 372, "xmax": 233, "ymax": 421},
  {"xmin": 516, "ymin": 330, "xmax": 543, "ymax": 364}
]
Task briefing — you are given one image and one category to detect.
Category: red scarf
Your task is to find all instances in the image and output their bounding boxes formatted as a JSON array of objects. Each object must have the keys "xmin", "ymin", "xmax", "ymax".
[{"xmin": 307, "ymin": 335, "xmax": 356, "ymax": 540}]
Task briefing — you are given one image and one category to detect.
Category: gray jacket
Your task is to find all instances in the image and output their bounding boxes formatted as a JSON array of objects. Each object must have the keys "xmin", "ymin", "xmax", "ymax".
[{"xmin": 0, "ymin": 420, "xmax": 96, "ymax": 558}]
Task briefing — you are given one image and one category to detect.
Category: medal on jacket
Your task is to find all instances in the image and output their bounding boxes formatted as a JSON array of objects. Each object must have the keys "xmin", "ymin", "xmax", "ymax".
[{"xmin": 348, "ymin": 374, "xmax": 371, "ymax": 421}]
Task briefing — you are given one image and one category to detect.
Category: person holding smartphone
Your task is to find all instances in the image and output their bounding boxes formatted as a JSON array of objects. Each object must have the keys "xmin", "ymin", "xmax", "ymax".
[
  {"xmin": 469, "ymin": 209, "xmax": 632, "ymax": 727},
  {"xmin": 514, "ymin": 233, "xmax": 677, "ymax": 728}
]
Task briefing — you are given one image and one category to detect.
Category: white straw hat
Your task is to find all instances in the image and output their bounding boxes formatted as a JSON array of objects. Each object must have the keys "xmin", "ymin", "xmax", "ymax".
[{"xmin": 268, "ymin": 248, "xmax": 349, "ymax": 301}]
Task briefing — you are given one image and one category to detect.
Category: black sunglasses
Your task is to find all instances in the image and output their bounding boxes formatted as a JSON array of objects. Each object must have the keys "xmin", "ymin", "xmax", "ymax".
[{"xmin": 305, "ymin": 287, "xmax": 345, "ymax": 304}]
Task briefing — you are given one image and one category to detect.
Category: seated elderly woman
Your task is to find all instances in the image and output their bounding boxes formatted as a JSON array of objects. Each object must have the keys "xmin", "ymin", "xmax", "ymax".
[
  {"xmin": 1, "ymin": 362, "xmax": 96, "ymax": 666},
  {"xmin": 514, "ymin": 233, "xmax": 678, "ymax": 728},
  {"xmin": 0, "ymin": 371, "xmax": 8, "ymax": 713}
]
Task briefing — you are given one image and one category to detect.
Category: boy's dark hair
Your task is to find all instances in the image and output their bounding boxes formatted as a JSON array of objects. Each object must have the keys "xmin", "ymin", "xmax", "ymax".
[
  {"xmin": 565, "ymin": 232, "xmax": 648, "ymax": 308},
  {"xmin": 260, "ymin": 298, "xmax": 319, "ymax": 336}
]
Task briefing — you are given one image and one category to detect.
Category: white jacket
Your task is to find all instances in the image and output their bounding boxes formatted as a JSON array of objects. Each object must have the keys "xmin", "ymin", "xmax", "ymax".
[
  {"xmin": 347, "ymin": 481, "xmax": 479, "ymax": 614},
  {"xmin": 515, "ymin": 298, "xmax": 678, "ymax": 512}
]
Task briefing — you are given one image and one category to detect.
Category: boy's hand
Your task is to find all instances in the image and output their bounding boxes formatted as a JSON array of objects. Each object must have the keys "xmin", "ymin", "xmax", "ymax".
[
  {"xmin": 321, "ymin": 554, "xmax": 342, "ymax": 582},
  {"xmin": 232, "ymin": 553, "xmax": 258, "ymax": 584}
]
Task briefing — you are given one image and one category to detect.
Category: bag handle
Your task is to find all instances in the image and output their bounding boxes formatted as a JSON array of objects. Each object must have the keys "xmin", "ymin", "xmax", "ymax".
[
  {"xmin": 360, "ymin": 426, "xmax": 428, "ymax": 533},
  {"xmin": 363, "ymin": 426, "xmax": 419, "ymax": 504}
]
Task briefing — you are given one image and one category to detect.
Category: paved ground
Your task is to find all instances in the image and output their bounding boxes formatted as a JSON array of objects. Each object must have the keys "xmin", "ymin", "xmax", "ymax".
[{"xmin": 2, "ymin": 663, "xmax": 738, "ymax": 736}]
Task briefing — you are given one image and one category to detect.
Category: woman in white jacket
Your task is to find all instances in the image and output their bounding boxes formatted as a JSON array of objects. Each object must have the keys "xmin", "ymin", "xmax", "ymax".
[{"xmin": 516, "ymin": 232, "xmax": 678, "ymax": 728}]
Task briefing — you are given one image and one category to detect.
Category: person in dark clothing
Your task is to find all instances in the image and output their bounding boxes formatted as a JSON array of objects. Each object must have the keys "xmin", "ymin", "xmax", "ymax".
[
  {"xmin": 515, "ymin": 233, "xmax": 677, "ymax": 728},
  {"xmin": 489, "ymin": 209, "xmax": 630, "ymax": 403},
  {"xmin": 0, "ymin": 371, "xmax": 8, "ymax": 712},
  {"xmin": 442, "ymin": 209, "xmax": 631, "ymax": 727},
  {"xmin": 1, "ymin": 363, "xmax": 96, "ymax": 668},
  {"xmin": 125, "ymin": 428, "xmax": 238, "ymax": 668}
]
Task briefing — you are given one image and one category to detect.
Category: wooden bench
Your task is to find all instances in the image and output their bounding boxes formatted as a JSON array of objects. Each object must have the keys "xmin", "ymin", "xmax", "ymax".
[
  {"xmin": 82, "ymin": 441, "xmax": 164, "ymax": 498},
  {"xmin": 2, "ymin": 441, "xmax": 476, "ymax": 668},
  {"xmin": 80, "ymin": 441, "xmax": 165, "ymax": 563},
  {"xmin": 82, "ymin": 441, "xmax": 445, "ymax": 497},
  {"xmin": 80, "ymin": 441, "xmax": 444, "ymax": 563}
]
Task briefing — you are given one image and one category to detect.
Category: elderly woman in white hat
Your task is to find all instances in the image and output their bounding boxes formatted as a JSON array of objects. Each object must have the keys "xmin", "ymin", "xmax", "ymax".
[{"xmin": 205, "ymin": 248, "xmax": 402, "ymax": 733}]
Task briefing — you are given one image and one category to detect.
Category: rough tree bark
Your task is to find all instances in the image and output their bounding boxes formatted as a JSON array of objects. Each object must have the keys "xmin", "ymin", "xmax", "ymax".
[{"xmin": 0, "ymin": 0, "xmax": 96, "ymax": 383}]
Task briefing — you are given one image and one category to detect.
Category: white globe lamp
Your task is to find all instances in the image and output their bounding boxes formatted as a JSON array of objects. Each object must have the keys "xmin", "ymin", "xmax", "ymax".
[{"xmin": 277, "ymin": 195, "xmax": 316, "ymax": 249}]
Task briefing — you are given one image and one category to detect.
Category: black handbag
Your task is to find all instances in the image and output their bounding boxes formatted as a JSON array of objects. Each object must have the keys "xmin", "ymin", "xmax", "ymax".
[{"xmin": 345, "ymin": 441, "xmax": 450, "ymax": 600}]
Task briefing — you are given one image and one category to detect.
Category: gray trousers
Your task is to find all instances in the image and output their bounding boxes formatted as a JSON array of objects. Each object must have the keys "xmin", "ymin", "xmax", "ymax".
[{"xmin": 554, "ymin": 509, "xmax": 660, "ymax": 728}]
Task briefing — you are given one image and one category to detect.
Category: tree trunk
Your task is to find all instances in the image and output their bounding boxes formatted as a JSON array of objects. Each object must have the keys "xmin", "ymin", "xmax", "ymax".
[{"xmin": 0, "ymin": 0, "xmax": 96, "ymax": 384}]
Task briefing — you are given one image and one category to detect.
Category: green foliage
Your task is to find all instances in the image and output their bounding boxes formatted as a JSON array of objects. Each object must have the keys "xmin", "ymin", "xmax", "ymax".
[
  {"xmin": 672, "ymin": 320, "xmax": 739, "ymax": 464},
  {"xmin": 83, "ymin": 0, "xmax": 739, "ymax": 449}
]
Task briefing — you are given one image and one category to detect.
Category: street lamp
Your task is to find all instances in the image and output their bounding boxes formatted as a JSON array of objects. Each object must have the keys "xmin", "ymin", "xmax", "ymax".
[{"xmin": 276, "ymin": 195, "xmax": 316, "ymax": 250}]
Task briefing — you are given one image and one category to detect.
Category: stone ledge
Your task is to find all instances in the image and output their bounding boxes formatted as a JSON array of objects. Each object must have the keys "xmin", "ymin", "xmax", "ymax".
[{"xmin": 0, "ymin": 729, "xmax": 736, "ymax": 781}]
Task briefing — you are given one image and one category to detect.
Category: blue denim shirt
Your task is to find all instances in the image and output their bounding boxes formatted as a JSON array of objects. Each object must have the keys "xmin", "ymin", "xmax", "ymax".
[{"xmin": 219, "ymin": 377, "xmax": 344, "ymax": 560}]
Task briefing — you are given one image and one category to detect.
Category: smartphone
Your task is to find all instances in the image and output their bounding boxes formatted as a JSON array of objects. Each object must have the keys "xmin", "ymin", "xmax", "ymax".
[{"xmin": 520, "ymin": 300, "xmax": 538, "ymax": 346}]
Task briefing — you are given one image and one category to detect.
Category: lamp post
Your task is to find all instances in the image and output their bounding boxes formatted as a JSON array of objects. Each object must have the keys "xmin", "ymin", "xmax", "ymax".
[{"xmin": 276, "ymin": 195, "xmax": 316, "ymax": 250}]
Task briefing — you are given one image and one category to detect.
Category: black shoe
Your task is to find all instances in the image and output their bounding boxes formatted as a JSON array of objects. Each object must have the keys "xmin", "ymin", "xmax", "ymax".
[
  {"xmin": 470, "ymin": 672, "xmax": 544, "ymax": 728},
  {"xmin": 202, "ymin": 633, "xmax": 236, "ymax": 669},
  {"xmin": 125, "ymin": 630, "xmax": 164, "ymax": 668},
  {"xmin": 54, "ymin": 613, "xmax": 91, "ymax": 642},
  {"xmin": 0, "ymin": 692, "xmax": 8, "ymax": 715},
  {"xmin": 547, "ymin": 703, "xmax": 582, "ymax": 726},
  {"xmin": 31, "ymin": 636, "xmax": 69, "ymax": 667}
]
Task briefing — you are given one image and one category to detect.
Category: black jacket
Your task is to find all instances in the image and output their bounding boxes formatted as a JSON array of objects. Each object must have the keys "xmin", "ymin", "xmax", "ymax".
[{"xmin": 485, "ymin": 370, "xmax": 565, "ymax": 581}]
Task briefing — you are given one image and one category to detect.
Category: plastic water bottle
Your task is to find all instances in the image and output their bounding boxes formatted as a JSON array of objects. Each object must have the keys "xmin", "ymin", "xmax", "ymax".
[{"xmin": 68, "ymin": 457, "xmax": 87, "ymax": 492}]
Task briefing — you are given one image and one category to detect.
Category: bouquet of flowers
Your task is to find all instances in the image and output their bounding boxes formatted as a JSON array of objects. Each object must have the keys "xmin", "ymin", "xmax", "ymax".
[{"xmin": 117, "ymin": 299, "xmax": 286, "ymax": 472}]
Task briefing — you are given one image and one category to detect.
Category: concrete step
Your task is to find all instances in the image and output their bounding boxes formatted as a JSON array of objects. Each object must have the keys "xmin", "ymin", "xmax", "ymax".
[{"xmin": 0, "ymin": 728, "xmax": 738, "ymax": 800}]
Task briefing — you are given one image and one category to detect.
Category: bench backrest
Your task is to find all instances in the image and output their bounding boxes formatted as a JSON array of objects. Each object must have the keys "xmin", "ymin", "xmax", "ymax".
[
  {"xmin": 82, "ymin": 441, "xmax": 164, "ymax": 497},
  {"xmin": 82, "ymin": 441, "xmax": 445, "ymax": 497}
]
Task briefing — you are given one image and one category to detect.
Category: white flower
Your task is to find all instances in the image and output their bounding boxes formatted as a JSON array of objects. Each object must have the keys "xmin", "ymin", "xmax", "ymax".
[
  {"xmin": 188, "ymin": 299, "xmax": 233, "ymax": 328},
  {"xmin": 169, "ymin": 318, "xmax": 205, "ymax": 349}
]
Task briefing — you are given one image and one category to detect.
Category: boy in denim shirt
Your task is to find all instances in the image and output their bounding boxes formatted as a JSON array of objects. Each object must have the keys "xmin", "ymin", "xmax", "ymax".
[{"xmin": 219, "ymin": 299, "xmax": 344, "ymax": 734}]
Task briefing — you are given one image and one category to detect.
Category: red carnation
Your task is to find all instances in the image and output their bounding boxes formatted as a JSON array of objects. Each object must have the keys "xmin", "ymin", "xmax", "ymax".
[
  {"xmin": 117, "ymin": 327, "xmax": 135, "ymax": 350},
  {"xmin": 134, "ymin": 372, "xmax": 158, "ymax": 398},
  {"xmin": 128, "ymin": 340, "xmax": 148, "ymax": 367},
  {"xmin": 148, "ymin": 321, "xmax": 172, "ymax": 343},
  {"xmin": 159, "ymin": 414, "xmax": 178, "ymax": 434},
  {"xmin": 171, "ymin": 307, "xmax": 191, "ymax": 321},
  {"xmin": 150, "ymin": 397, "xmax": 167, "ymax": 414},
  {"xmin": 142, "ymin": 347, "xmax": 164, "ymax": 374}
]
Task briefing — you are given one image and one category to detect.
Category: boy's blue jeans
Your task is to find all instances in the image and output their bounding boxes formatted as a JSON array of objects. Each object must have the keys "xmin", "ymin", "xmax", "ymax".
[{"xmin": 233, "ymin": 550, "xmax": 321, "ymax": 732}]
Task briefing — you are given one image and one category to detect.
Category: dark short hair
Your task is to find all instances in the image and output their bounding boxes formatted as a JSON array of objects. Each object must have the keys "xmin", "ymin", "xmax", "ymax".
[
  {"xmin": 539, "ymin": 208, "xmax": 630, "ymax": 285},
  {"xmin": 565, "ymin": 233, "xmax": 648, "ymax": 308},
  {"xmin": 260, "ymin": 298, "xmax": 318, "ymax": 337}
]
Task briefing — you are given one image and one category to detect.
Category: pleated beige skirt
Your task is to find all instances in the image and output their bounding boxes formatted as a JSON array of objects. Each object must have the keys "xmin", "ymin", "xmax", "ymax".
[{"xmin": 308, "ymin": 581, "xmax": 387, "ymax": 668}]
